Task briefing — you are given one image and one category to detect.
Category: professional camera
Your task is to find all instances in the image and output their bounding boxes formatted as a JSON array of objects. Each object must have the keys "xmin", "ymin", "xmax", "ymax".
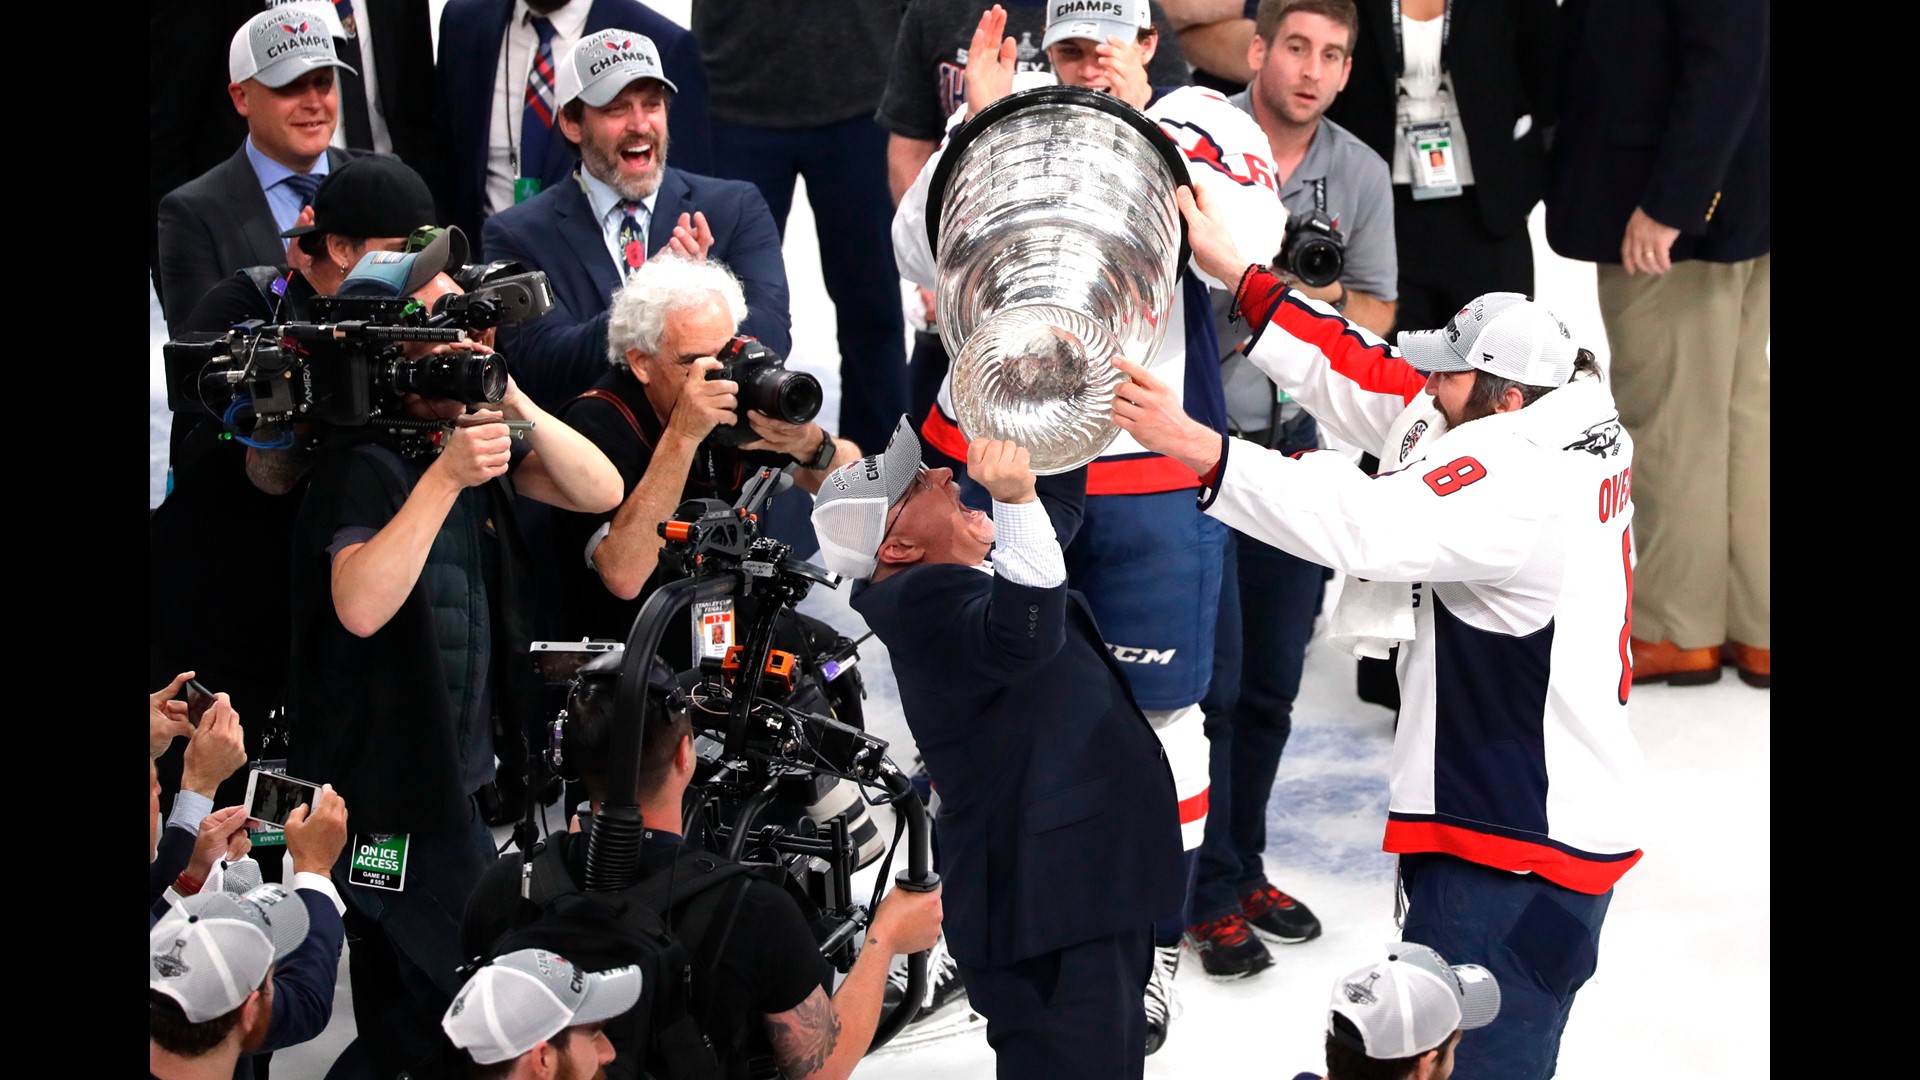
[
  {"xmin": 576, "ymin": 468, "xmax": 939, "ymax": 1052},
  {"xmin": 1278, "ymin": 207, "xmax": 1346, "ymax": 289},
  {"xmin": 161, "ymin": 268, "xmax": 554, "ymax": 452},
  {"xmin": 705, "ymin": 336, "xmax": 823, "ymax": 447}
]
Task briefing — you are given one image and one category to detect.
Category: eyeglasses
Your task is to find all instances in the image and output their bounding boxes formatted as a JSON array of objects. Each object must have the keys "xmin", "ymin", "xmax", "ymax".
[{"xmin": 878, "ymin": 466, "xmax": 930, "ymax": 551}]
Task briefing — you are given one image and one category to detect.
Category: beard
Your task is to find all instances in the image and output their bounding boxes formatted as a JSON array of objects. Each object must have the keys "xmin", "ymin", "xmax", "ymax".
[
  {"xmin": 1436, "ymin": 395, "xmax": 1498, "ymax": 431},
  {"xmin": 583, "ymin": 125, "xmax": 670, "ymax": 202}
]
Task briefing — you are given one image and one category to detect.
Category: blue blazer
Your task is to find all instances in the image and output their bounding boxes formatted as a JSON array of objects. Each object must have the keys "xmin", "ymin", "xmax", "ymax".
[
  {"xmin": 851, "ymin": 477, "xmax": 1184, "ymax": 969},
  {"xmin": 483, "ymin": 166, "xmax": 792, "ymax": 409},
  {"xmin": 1545, "ymin": 0, "xmax": 1769, "ymax": 264},
  {"xmin": 437, "ymin": 0, "xmax": 714, "ymax": 252}
]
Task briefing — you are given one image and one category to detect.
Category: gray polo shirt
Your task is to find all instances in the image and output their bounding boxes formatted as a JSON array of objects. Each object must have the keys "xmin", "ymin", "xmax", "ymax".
[{"xmin": 1217, "ymin": 92, "xmax": 1396, "ymax": 435}]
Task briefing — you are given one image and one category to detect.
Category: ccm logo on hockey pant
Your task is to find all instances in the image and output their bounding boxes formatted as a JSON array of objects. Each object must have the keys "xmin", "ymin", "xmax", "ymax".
[{"xmin": 1109, "ymin": 645, "xmax": 1177, "ymax": 664}]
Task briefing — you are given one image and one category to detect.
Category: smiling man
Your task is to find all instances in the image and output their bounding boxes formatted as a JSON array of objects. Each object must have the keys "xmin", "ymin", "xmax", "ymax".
[
  {"xmin": 157, "ymin": 8, "xmax": 360, "ymax": 338},
  {"xmin": 481, "ymin": 28, "xmax": 790, "ymax": 411}
]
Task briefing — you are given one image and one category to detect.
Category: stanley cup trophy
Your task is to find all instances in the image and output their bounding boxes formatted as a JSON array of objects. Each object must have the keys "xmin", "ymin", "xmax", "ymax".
[{"xmin": 927, "ymin": 85, "xmax": 1191, "ymax": 473}]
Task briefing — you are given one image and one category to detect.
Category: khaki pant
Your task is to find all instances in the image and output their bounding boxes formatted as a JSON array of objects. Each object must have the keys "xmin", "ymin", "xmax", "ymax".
[{"xmin": 1599, "ymin": 255, "xmax": 1770, "ymax": 650}]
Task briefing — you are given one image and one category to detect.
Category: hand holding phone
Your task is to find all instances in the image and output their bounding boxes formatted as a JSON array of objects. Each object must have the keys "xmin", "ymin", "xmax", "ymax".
[
  {"xmin": 183, "ymin": 679, "xmax": 216, "ymax": 728},
  {"xmin": 245, "ymin": 768, "xmax": 324, "ymax": 829}
]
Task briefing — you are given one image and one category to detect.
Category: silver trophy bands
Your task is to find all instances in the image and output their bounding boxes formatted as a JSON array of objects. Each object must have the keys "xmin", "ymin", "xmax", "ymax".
[{"xmin": 928, "ymin": 85, "xmax": 1190, "ymax": 474}]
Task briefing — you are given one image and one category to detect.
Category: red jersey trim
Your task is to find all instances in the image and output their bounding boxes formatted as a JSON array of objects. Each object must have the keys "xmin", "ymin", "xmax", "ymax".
[
  {"xmin": 919, "ymin": 407, "xmax": 1201, "ymax": 495},
  {"xmin": 1177, "ymin": 789, "xmax": 1209, "ymax": 826},
  {"xmin": 1383, "ymin": 819, "xmax": 1642, "ymax": 895}
]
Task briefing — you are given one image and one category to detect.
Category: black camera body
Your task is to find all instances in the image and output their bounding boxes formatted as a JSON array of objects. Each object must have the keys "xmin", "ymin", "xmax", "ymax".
[
  {"xmin": 1278, "ymin": 208, "xmax": 1347, "ymax": 289},
  {"xmin": 162, "ymin": 269, "xmax": 554, "ymax": 447},
  {"xmin": 705, "ymin": 336, "xmax": 823, "ymax": 447}
]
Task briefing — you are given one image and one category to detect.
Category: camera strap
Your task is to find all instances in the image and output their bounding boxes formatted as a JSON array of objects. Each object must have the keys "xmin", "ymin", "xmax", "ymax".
[
  {"xmin": 1309, "ymin": 177, "xmax": 1327, "ymax": 214},
  {"xmin": 574, "ymin": 388, "xmax": 658, "ymax": 453}
]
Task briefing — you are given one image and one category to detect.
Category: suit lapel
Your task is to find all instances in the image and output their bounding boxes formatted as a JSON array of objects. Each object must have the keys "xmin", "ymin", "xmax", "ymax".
[
  {"xmin": 647, "ymin": 168, "xmax": 688, "ymax": 257},
  {"xmin": 553, "ymin": 176, "xmax": 625, "ymax": 303},
  {"xmin": 220, "ymin": 146, "xmax": 285, "ymax": 266}
]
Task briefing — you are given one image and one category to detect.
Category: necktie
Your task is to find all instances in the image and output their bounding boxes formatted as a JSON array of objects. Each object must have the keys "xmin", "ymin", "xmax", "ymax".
[
  {"xmin": 333, "ymin": 0, "xmax": 373, "ymax": 149},
  {"xmin": 284, "ymin": 170, "xmax": 324, "ymax": 209},
  {"xmin": 618, "ymin": 202, "xmax": 648, "ymax": 276},
  {"xmin": 521, "ymin": 17, "xmax": 559, "ymax": 182}
]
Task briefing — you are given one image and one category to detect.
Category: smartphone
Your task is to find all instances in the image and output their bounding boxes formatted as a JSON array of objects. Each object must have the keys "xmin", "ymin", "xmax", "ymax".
[
  {"xmin": 244, "ymin": 768, "xmax": 324, "ymax": 828},
  {"xmin": 531, "ymin": 640, "xmax": 624, "ymax": 686},
  {"xmin": 184, "ymin": 679, "xmax": 217, "ymax": 728}
]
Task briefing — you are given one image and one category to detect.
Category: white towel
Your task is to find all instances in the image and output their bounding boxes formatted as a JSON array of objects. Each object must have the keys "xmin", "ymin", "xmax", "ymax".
[{"xmin": 1326, "ymin": 576, "xmax": 1415, "ymax": 660}]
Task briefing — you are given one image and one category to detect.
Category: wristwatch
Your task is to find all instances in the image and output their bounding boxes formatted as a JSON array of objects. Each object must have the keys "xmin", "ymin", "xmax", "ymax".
[
  {"xmin": 1332, "ymin": 284, "xmax": 1351, "ymax": 313},
  {"xmin": 804, "ymin": 430, "xmax": 837, "ymax": 471}
]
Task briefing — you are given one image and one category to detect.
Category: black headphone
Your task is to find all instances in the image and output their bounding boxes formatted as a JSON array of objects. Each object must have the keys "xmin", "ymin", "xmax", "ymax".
[{"xmin": 546, "ymin": 652, "xmax": 686, "ymax": 785}]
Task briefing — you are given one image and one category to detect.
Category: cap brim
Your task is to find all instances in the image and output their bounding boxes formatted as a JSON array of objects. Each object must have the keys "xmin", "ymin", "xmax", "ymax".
[
  {"xmin": 1042, "ymin": 19, "xmax": 1134, "ymax": 48},
  {"xmin": 253, "ymin": 53, "xmax": 358, "ymax": 89},
  {"xmin": 571, "ymin": 965, "xmax": 642, "ymax": 1026},
  {"xmin": 577, "ymin": 72, "xmax": 680, "ymax": 109},
  {"xmin": 1397, "ymin": 328, "xmax": 1473, "ymax": 374},
  {"xmin": 1452, "ymin": 964, "xmax": 1502, "ymax": 1030}
]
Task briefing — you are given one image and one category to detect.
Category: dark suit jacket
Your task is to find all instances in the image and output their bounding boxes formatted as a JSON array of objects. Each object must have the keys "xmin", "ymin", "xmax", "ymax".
[
  {"xmin": 437, "ymin": 0, "xmax": 714, "ymax": 253},
  {"xmin": 1545, "ymin": 0, "xmax": 1769, "ymax": 264},
  {"xmin": 482, "ymin": 166, "xmax": 791, "ymax": 409},
  {"xmin": 850, "ymin": 478, "xmax": 1184, "ymax": 969},
  {"xmin": 1324, "ymin": 0, "xmax": 1561, "ymax": 239},
  {"xmin": 148, "ymin": 2, "xmax": 448, "ymax": 303},
  {"xmin": 156, "ymin": 144, "xmax": 355, "ymax": 337}
]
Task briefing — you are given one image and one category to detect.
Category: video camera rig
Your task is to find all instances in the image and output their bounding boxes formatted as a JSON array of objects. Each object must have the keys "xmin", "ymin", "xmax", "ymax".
[{"xmin": 588, "ymin": 467, "xmax": 939, "ymax": 1053}]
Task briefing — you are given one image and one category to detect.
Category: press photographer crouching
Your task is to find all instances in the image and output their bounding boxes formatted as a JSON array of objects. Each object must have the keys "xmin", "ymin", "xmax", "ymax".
[
  {"xmin": 460, "ymin": 653, "xmax": 943, "ymax": 1080},
  {"xmin": 271, "ymin": 238, "xmax": 621, "ymax": 1078}
]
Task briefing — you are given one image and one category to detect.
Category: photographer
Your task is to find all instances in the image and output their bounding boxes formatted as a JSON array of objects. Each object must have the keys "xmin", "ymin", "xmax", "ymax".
[
  {"xmin": 460, "ymin": 656, "xmax": 944, "ymax": 1080},
  {"xmin": 284, "ymin": 240, "xmax": 620, "ymax": 1078},
  {"xmin": 552, "ymin": 256, "xmax": 859, "ymax": 642},
  {"xmin": 153, "ymin": 156, "xmax": 456, "ymax": 844},
  {"xmin": 149, "ymin": 674, "xmax": 249, "ymax": 912}
]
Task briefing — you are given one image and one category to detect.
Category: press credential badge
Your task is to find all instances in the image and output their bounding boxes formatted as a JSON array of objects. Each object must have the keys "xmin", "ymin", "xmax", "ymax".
[
  {"xmin": 1408, "ymin": 120, "xmax": 1462, "ymax": 200},
  {"xmin": 348, "ymin": 832, "xmax": 409, "ymax": 891}
]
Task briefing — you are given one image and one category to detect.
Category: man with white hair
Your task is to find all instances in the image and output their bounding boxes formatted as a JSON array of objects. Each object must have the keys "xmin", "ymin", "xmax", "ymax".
[{"xmin": 551, "ymin": 256, "xmax": 860, "ymax": 641}]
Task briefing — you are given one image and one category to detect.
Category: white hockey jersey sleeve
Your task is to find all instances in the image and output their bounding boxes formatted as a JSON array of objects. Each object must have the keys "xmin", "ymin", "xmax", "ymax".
[
  {"xmin": 1147, "ymin": 86, "xmax": 1287, "ymax": 290},
  {"xmin": 1205, "ymin": 430, "xmax": 1549, "ymax": 586}
]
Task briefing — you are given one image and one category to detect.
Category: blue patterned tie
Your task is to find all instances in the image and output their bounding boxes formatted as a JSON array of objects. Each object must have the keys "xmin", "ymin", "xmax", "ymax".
[
  {"xmin": 521, "ymin": 17, "xmax": 559, "ymax": 183},
  {"xmin": 618, "ymin": 202, "xmax": 647, "ymax": 278},
  {"xmin": 284, "ymin": 170, "xmax": 323, "ymax": 210}
]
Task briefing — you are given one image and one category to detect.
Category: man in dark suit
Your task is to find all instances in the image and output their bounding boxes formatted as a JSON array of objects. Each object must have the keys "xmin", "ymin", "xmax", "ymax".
[
  {"xmin": 156, "ymin": 8, "xmax": 359, "ymax": 336},
  {"xmin": 437, "ymin": 0, "xmax": 713, "ymax": 254},
  {"xmin": 149, "ymin": 1, "xmax": 448, "ymax": 310},
  {"xmin": 1545, "ymin": 0, "xmax": 1769, "ymax": 689},
  {"xmin": 811, "ymin": 420, "xmax": 1185, "ymax": 1080},
  {"xmin": 481, "ymin": 27, "xmax": 789, "ymax": 410}
]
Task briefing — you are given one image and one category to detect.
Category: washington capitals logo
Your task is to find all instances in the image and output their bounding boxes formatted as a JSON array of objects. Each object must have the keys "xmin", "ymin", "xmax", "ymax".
[
  {"xmin": 1399, "ymin": 419, "xmax": 1429, "ymax": 463},
  {"xmin": 606, "ymin": 38, "xmax": 632, "ymax": 50},
  {"xmin": 281, "ymin": 20, "xmax": 309, "ymax": 33}
]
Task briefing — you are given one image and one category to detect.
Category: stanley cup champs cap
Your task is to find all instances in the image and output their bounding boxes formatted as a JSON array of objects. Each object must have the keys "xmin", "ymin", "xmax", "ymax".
[
  {"xmin": 150, "ymin": 885, "xmax": 312, "ymax": 1023},
  {"xmin": 1043, "ymin": 0, "xmax": 1154, "ymax": 48},
  {"xmin": 1328, "ymin": 943, "xmax": 1502, "ymax": 1060},
  {"xmin": 229, "ymin": 7, "xmax": 358, "ymax": 88},
  {"xmin": 1397, "ymin": 293, "xmax": 1578, "ymax": 389},
  {"xmin": 810, "ymin": 416, "xmax": 924, "ymax": 581},
  {"xmin": 442, "ymin": 949, "xmax": 642, "ymax": 1066},
  {"xmin": 556, "ymin": 29, "xmax": 679, "ymax": 111}
]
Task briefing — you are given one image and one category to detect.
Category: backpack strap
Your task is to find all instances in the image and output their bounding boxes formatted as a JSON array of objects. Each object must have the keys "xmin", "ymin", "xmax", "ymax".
[{"xmin": 574, "ymin": 388, "xmax": 657, "ymax": 452}]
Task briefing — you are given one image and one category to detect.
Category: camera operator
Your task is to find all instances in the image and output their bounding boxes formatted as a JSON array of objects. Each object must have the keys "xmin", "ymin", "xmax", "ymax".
[
  {"xmin": 551, "ymin": 256, "xmax": 859, "ymax": 643},
  {"xmin": 283, "ymin": 240, "xmax": 620, "ymax": 1078},
  {"xmin": 153, "ymin": 155, "xmax": 468, "ymax": 865},
  {"xmin": 461, "ymin": 656, "xmax": 944, "ymax": 1080}
]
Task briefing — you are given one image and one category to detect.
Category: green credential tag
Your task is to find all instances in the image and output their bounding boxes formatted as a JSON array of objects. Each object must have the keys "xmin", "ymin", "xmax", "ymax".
[{"xmin": 348, "ymin": 832, "xmax": 410, "ymax": 892}]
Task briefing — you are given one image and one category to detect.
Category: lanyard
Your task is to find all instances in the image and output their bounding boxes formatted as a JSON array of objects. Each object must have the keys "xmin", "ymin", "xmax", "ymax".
[
  {"xmin": 1390, "ymin": 0, "xmax": 1453, "ymax": 79},
  {"xmin": 1310, "ymin": 177, "xmax": 1327, "ymax": 213}
]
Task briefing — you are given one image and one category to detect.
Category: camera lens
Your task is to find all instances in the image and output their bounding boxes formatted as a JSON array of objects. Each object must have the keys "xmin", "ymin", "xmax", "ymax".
[
  {"xmin": 391, "ymin": 352, "xmax": 507, "ymax": 404},
  {"xmin": 774, "ymin": 372, "xmax": 823, "ymax": 425},
  {"xmin": 1293, "ymin": 237, "xmax": 1344, "ymax": 289}
]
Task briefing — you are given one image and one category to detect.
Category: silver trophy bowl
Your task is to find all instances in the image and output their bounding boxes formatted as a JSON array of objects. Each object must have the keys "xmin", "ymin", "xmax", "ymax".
[{"xmin": 928, "ymin": 85, "xmax": 1189, "ymax": 474}]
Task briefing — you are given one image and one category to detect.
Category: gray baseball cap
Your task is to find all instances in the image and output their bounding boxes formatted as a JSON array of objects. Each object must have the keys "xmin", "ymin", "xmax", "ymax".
[
  {"xmin": 1398, "ymin": 293, "xmax": 1578, "ymax": 389},
  {"xmin": 810, "ymin": 416, "xmax": 924, "ymax": 581},
  {"xmin": 228, "ymin": 7, "xmax": 358, "ymax": 88},
  {"xmin": 1328, "ymin": 943, "xmax": 1502, "ymax": 1059},
  {"xmin": 556, "ymin": 29, "xmax": 679, "ymax": 111},
  {"xmin": 1043, "ymin": 0, "xmax": 1153, "ymax": 48},
  {"xmin": 443, "ymin": 949, "xmax": 642, "ymax": 1066},
  {"xmin": 150, "ymin": 885, "xmax": 312, "ymax": 1023}
]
